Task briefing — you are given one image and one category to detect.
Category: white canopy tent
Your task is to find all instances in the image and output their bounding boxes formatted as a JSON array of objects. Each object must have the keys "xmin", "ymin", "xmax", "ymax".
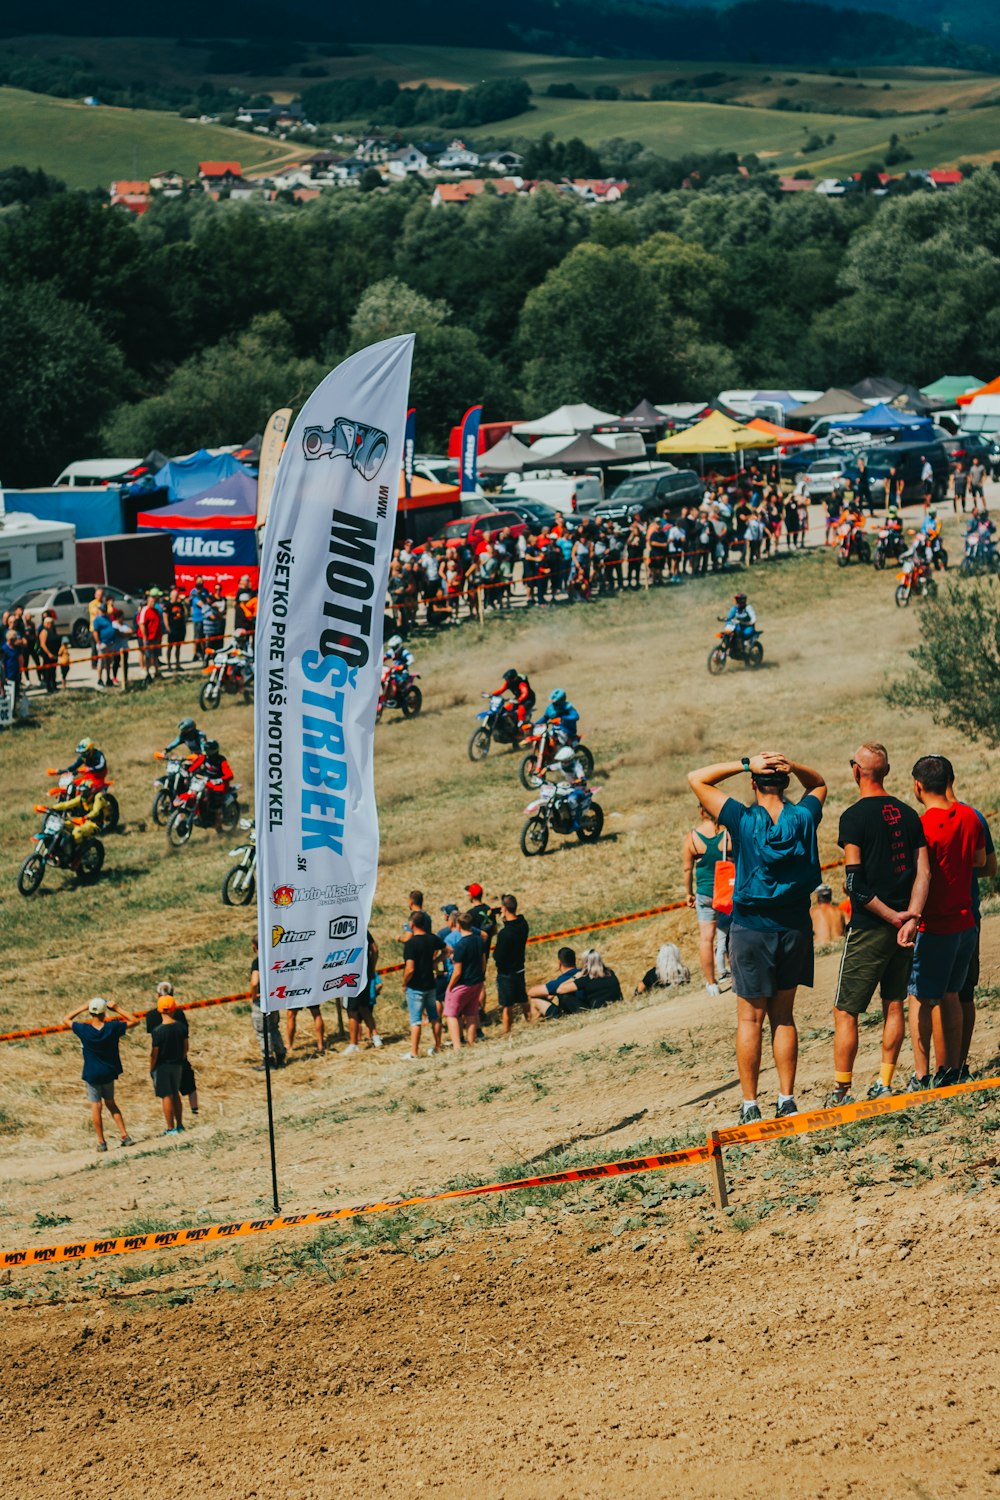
[{"xmin": 512, "ymin": 403, "xmax": 621, "ymax": 438}]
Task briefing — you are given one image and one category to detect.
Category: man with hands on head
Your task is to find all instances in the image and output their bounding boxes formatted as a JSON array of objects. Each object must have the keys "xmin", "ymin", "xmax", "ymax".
[
  {"xmin": 831, "ymin": 743, "xmax": 930, "ymax": 1104},
  {"xmin": 688, "ymin": 750, "xmax": 827, "ymax": 1125}
]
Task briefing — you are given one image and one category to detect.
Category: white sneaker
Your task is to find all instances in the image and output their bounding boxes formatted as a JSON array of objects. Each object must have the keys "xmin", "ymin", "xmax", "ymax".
[
  {"xmin": 403, "ymin": 1052, "xmax": 419, "ymax": 1061},
  {"xmin": 706, "ymin": 983, "xmax": 720, "ymax": 997},
  {"xmin": 371, "ymin": 1035, "xmax": 383, "ymax": 1048},
  {"xmin": 427, "ymin": 1047, "xmax": 438, "ymax": 1056},
  {"xmin": 341, "ymin": 1044, "xmax": 360, "ymax": 1055}
]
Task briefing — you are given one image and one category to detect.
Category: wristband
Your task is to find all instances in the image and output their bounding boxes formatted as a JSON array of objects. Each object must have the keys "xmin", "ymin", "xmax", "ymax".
[{"xmin": 741, "ymin": 757, "xmax": 751, "ymax": 773}]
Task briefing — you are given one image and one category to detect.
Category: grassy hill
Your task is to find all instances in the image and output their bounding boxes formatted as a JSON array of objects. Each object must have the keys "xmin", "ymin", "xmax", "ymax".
[{"xmin": 0, "ymin": 86, "xmax": 292, "ymax": 188}]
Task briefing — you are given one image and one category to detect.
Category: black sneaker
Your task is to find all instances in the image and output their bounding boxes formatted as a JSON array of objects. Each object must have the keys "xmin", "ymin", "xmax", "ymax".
[
  {"xmin": 933, "ymin": 1067, "xmax": 959, "ymax": 1088},
  {"xmin": 956, "ymin": 1063, "xmax": 974, "ymax": 1084},
  {"xmin": 776, "ymin": 1098, "xmax": 798, "ymax": 1118},
  {"xmin": 738, "ymin": 1102, "xmax": 762, "ymax": 1125},
  {"xmin": 907, "ymin": 1073, "xmax": 931, "ymax": 1091}
]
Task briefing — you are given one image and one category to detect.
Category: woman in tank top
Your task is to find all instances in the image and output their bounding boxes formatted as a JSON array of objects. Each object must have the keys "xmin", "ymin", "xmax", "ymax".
[{"xmin": 683, "ymin": 806, "xmax": 729, "ymax": 996}]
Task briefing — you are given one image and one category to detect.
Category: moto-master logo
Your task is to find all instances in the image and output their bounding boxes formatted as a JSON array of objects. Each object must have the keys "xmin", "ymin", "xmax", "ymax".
[
  {"xmin": 301, "ymin": 417, "xmax": 388, "ymax": 482},
  {"xmin": 271, "ymin": 883, "xmax": 363, "ymax": 908}
]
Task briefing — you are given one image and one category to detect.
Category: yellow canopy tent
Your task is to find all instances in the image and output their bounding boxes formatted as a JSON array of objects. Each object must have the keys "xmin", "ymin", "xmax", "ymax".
[{"xmin": 656, "ymin": 410, "xmax": 776, "ymax": 454}]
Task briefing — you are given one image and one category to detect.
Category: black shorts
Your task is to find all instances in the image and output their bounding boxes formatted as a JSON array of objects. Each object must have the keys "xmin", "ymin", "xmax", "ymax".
[
  {"xmin": 179, "ymin": 1058, "xmax": 197, "ymax": 1094},
  {"xmin": 497, "ymin": 972, "xmax": 528, "ymax": 1009},
  {"xmin": 959, "ymin": 926, "xmax": 981, "ymax": 1005},
  {"xmin": 730, "ymin": 923, "xmax": 814, "ymax": 998},
  {"xmin": 346, "ymin": 994, "xmax": 371, "ymax": 1017}
]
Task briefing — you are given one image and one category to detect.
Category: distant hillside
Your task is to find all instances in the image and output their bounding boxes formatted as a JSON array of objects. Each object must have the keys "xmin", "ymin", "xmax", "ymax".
[{"xmin": 5, "ymin": 0, "xmax": 998, "ymax": 69}]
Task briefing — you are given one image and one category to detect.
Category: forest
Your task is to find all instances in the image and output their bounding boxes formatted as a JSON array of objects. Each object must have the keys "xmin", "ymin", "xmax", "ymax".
[{"xmin": 2, "ymin": 162, "xmax": 1000, "ymax": 485}]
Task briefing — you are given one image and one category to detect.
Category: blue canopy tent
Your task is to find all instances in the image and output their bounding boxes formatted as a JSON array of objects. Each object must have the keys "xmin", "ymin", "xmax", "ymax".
[
  {"xmin": 829, "ymin": 403, "xmax": 934, "ymax": 441},
  {"xmin": 153, "ymin": 449, "xmax": 252, "ymax": 501},
  {"xmin": 3, "ymin": 487, "xmax": 125, "ymax": 538},
  {"xmin": 136, "ymin": 471, "xmax": 259, "ymax": 594}
]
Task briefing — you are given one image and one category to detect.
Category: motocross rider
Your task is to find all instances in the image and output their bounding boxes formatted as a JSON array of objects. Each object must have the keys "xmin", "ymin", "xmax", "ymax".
[
  {"xmin": 723, "ymin": 594, "xmax": 757, "ymax": 645},
  {"xmin": 538, "ymin": 687, "xmax": 580, "ymax": 746},
  {"xmin": 549, "ymin": 744, "xmax": 591, "ymax": 832},
  {"xmin": 491, "ymin": 668, "xmax": 536, "ymax": 730},
  {"xmin": 164, "ymin": 718, "xmax": 209, "ymax": 757},
  {"xmin": 187, "ymin": 739, "xmax": 234, "ymax": 827},
  {"xmin": 61, "ymin": 738, "xmax": 108, "ymax": 782},
  {"xmin": 382, "ymin": 635, "xmax": 414, "ymax": 681},
  {"xmin": 59, "ymin": 781, "xmax": 112, "ymax": 843}
]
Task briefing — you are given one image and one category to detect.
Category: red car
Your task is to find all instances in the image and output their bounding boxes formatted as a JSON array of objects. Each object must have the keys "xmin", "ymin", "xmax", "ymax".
[{"xmin": 428, "ymin": 510, "xmax": 529, "ymax": 554}]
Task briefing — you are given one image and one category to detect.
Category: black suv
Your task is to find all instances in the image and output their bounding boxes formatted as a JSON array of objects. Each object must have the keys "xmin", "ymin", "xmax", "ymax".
[
  {"xmin": 843, "ymin": 442, "xmax": 950, "ymax": 504},
  {"xmin": 590, "ymin": 467, "xmax": 702, "ymax": 522}
]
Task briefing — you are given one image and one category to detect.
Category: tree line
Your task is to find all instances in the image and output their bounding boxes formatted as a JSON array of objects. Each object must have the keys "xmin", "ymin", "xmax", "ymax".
[{"xmin": 2, "ymin": 163, "xmax": 1000, "ymax": 486}]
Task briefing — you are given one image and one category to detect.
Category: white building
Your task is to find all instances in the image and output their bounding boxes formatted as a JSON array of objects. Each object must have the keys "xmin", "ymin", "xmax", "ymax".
[{"xmin": 386, "ymin": 145, "xmax": 429, "ymax": 177}]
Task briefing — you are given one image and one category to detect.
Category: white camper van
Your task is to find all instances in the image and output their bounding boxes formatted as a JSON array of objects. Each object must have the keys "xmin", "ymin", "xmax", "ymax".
[
  {"xmin": 53, "ymin": 458, "xmax": 141, "ymax": 488},
  {"xmin": 959, "ymin": 395, "xmax": 1000, "ymax": 437},
  {"xmin": 0, "ymin": 512, "xmax": 77, "ymax": 611}
]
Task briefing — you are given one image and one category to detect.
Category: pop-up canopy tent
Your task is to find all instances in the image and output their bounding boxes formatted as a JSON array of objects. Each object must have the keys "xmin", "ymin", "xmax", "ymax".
[
  {"xmin": 787, "ymin": 388, "xmax": 866, "ymax": 421},
  {"xmin": 136, "ymin": 470, "xmax": 259, "ymax": 593},
  {"xmin": 656, "ymin": 410, "xmax": 775, "ymax": 455},
  {"xmin": 957, "ymin": 375, "xmax": 1000, "ymax": 407},
  {"xmin": 829, "ymin": 402, "xmax": 934, "ymax": 438},
  {"xmin": 747, "ymin": 418, "xmax": 817, "ymax": 447},
  {"xmin": 850, "ymin": 377, "xmax": 930, "ymax": 412},
  {"xmin": 920, "ymin": 375, "xmax": 983, "ymax": 405},
  {"xmin": 618, "ymin": 398, "xmax": 667, "ymax": 427},
  {"xmin": 478, "ymin": 434, "xmax": 532, "ymax": 474},
  {"xmin": 512, "ymin": 403, "xmax": 620, "ymax": 438},
  {"xmin": 153, "ymin": 448, "xmax": 253, "ymax": 501},
  {"xmin": 524, "ymin": 433, "xmax": 627, "ymax": 469}
]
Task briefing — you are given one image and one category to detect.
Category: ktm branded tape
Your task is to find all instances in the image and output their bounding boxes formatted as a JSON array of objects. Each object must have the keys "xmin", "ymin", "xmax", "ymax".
[
  {"xmin": 2, "ymin": 1076, "xmax": 997, "ymax": 1271},
  {"xmin": 0, "ymin": 994, "xmax": 252, "ymax": 1044}
]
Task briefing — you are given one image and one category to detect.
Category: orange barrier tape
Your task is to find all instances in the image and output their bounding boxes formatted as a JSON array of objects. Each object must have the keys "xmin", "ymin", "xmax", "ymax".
[
  {"xmin": 0, "ymin": 993, "xmax": 251, "ymax": 1044},
  {"xmin": 3, "ymin": 1074, "xmax": 996, "ymax": 1271},
  {"xmin": 0, "ymin": 1145, "xmax": 710, "ymax": 1268}
]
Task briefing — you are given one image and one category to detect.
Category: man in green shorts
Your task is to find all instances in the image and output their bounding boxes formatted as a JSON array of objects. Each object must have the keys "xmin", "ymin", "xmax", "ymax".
[{"xmin": 832, "ymin": 742, "xmax": 930, "ymax": 1103}]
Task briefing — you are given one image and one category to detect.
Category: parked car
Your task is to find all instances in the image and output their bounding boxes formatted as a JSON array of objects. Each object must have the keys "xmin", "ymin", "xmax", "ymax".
[
  {"xmin": 499, "ymin": 473, "xmax": 603, "ymax": 514},
  {"xmin": 425, "ymin": 511, "xmax": 529, "ymax": 553},
  {"xmin": 499, "ymin": 499, "xmax": 561, "ymax": 533},
  {"xmin": 590, "ymin": 467, "xmax": 702, "ymax": 522},
  {"xmin": 10, "ymin": 582, "xmax": 140, "ymax": 648},
  {"xmin": 842, "ymin": 442, "xmax": 951, "ymax": 504},
  {"xmin": 937, "ymin": 431, "xmax": 993, "ymax": 468},
  {"xmin": 802, "ymin": 456, "xmax": 850, "ymax": 503}
]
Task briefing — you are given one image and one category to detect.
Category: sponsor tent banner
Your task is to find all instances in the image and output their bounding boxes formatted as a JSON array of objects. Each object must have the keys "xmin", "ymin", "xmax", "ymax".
[
  {"xmin": 255, "ymin": 335, "xmax": 414, "ymax": 1012},
  {"xmin": 458, "ymin": 404, "xmax": 483, "ymax": 494},
  {"xmin": 257, "ymin": 407, "xmax": 292, "ymax": 527},
  {"xmin": 137, "ymin": 471, "xmax": 259, "ymax": 593}
]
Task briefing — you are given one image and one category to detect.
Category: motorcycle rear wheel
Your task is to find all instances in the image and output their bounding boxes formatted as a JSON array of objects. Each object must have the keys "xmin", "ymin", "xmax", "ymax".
[
  {"xmin": 520, "ymin": 816, "xmax": 549, "ymax": 857},
  {"xmin": 924, "ymin": 576, "xmax": 938, "ymax": 600},
  {"xmin": 400, "ymin": 685, "xmax": 422, "ymax": 718},
  {"xmin": 746, "ymin": 641, "xmax": 764, "ymax": 669},
  {"xmin": 858, "ymin": 539, "xmax": 872, "ymax": 564},
  {"xmin": 873, "ymin": 549, "xmax": 885, "ymax": 572},
  {"xmin": 707, "ymin": 646, "xmax": 727, "ymax": 675},
  {"xmin": 576, "ymin": 804, "xmax": 604, "ymax": 843},
  {"xmin": 167, "ymin": 810, "xmax": 194, "ymax": 848},
  {"xmin": 837, "ymin": 549, "xmax": 850, "ymax": 568},
  {"xmin": 17, "ymin": 853, "xmax": 45, "ymax": 897},
  {"xmin": 575, "ymin": 745, "xmax": 595, "ymax": 779},
  {"xmin": 220, "ymin": 797, "xmax": 241, "ymax": 832},
  {"xmin": 895, "ymin": 584, "xmax": 910, "ymax": 608},
  {"xmin": 222, "ymin": 865, "xmax": 256, "ymax": 906},
  {"xmin": 199, "ymin": 679, "xmax": 221, "ymax": 712},
  {"xmin": 103, "ymin": 792, "xmax": 120, "ymax": 834},
  {"xmin": 151, "ymin": 789, "xmax": 173, "ymax": 826},
  {"xmin": 468, "ymin": 727, "xmax": 492, "ymax": 762},
  {"xmin": 76, "ymin": 838, "xmax": 104, "ymax": 885},
  {"xmin": 519, "ymin": 752, "xmax": 544, "ymax": 790}
]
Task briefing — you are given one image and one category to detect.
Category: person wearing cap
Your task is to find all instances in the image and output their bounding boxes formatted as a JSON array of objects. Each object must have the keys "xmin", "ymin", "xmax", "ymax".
[
  {"xmin": 137, "ymin": 589, "xmax": 165, "ymax": 681},
  {"xmin": 148, "ymin": 989, "xmax": 188, "ymax": 1134},
  {"xmin": 63, "ymin": 998, "xmax": 136, "ymax": 1151},
  {"xmin": 810, "ymin": 885, "xmax": 846, "ymax": 945},
  {"xmin": 688, "ymin": 750, "xmax": 827, "ymax": 1126},
  {"xmin": 144, "ymin": 982, "xmax": 198, "ymax": 1118}
]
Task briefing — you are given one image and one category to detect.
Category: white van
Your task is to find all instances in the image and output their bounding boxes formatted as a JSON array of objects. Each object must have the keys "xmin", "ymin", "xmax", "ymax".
[
  {"xmin": 0, "ymin": 513, "xmax": 77, "ymax": 611},
  {"xmin": 53, "ymin": 458, "xmax": 141, "ymax": 488},
  {"xmin": 959, "ymin": 395, "xmax": 1000, "ymax": 436},
  {"xmin": 499, "ymin": 471, "xmax": 604, "ymax": 514}
]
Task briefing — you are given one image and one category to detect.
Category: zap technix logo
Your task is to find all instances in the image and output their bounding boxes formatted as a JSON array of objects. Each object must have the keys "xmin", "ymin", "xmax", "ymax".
[
  {"xmin": 271, "ymin": 926, "xmax": 316, "ymax": 948},
  {"xmin": 272, "ymin": 957, "xmax": 312, "ymax": 973},
  {"xmin": 271, "ymin": 883, "xmax": 363, "ymax": 908}
]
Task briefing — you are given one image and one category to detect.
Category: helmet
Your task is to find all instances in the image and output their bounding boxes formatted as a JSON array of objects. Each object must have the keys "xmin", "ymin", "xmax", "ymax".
[
  {"xmin": 554, "ymin": 746, "xmax": 577, "ymax": 767},
  {"xmin": 888, "ymin": 507, "xmax": 898, "ymax": 518},
  {"xmin": 203, "ymin": 739, "xmax": 220, "ymax": 757},
  {"xmin": 927, "ymin": 510, "xmax": 937, "ymax": 522},
  {"xmin": 734, "ymin": 593, "xmax": 747, "ymax": 607},
  {"xmin": 177, "ymin": 718, "xmax": 196, "ymax": 735},
  {"xmin": 75, "ymin": 739, "xmax": 93, "ymax": 756},
  {"xmin": 387, "ymin": 635, "xmax": 403, "ymax": 652},
  {"xmin": 549, "ymin": 688, "xmax": 567, "ymax": 706},
  {"xmin": 503, "ymin": 668, "xmax": 520, "ymax": 687}
]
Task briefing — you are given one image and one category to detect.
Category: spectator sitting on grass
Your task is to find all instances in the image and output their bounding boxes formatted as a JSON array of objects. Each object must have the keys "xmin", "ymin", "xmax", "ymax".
[
  {"xmin": 635, "ymin": 944, "xmax": 691, "ymax": 995},
  {"xmin": 811, "ymin": 885, "xmax": 847, "ymax": 945},
  {"xmin": 533, "ymin": 948, "xmax": 622, "ymax": 1020},
  {"xmin": 64, "ymin": 997, "xmax": 136, "ymax": 1152},
  {"xmin": 528, "ymin": 948, "xmax": 579, "ymax": 1020}
]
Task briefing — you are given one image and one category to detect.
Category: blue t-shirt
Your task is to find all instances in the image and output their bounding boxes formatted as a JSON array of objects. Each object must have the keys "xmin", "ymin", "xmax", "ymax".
[
  {"xmin": 72, "ymin": 1019, "xmax": 127, "ymax": 1084},
  {"xmin": 545, "ymin": 967, "xmax": 579, "ymax": 995},
  {"xmin": 718, "ymin": 793, "xmax": 823, "ymax": 933},
  {"xmin": 438, "ymin": 927, "xmax": 463, "ymax": 976}
]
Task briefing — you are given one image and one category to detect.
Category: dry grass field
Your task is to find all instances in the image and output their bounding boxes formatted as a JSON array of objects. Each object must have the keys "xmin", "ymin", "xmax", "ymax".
[{"xmin": 0, "ymin": 503, "xmax": 998, "ymax": 1498}]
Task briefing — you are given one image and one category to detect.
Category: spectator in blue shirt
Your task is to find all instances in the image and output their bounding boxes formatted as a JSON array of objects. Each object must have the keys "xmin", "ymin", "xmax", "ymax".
[
  {"xmin": 64, "ymin": 996, "xmax": 136, "ymax": 1151},
  {"xmin": 688, "ymin": 751, "xmax": 827, "ymax": 1125},
  {"xmin": 189, "ymin": 579, "xmax": 209, "ymax": 661}
]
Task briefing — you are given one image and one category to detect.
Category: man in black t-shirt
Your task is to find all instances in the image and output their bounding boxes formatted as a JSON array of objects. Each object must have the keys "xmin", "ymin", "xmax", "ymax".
[
  {"xmin": 149, "ymin": 995, "xmax": 188, "ymax": 1134},
  {"xmin": 403, "ymin": 911, "xmax": 444, "ymax": 1058},
  {"xmin": 493, "ymin": 894, "xmax": 529, "ymax": 1036},
  {"xmin": 832, "ymin": 742, "xmax": 930, "ymax": 1103}
]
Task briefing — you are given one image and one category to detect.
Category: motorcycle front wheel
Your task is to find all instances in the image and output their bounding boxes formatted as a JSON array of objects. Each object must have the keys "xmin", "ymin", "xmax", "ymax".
[
  {"xmin": 873, "ymin": 549, "xmax": 886, "ymax": 572},
  {"xmin": 707, "ymin": 646, "xmax": 728, "ymax": 675},
  {"xmin": 519, "ymin": 752, "xmax": 544, "ymax": 790},
  {"xmin": 576, "ymin": 804, "xmax": 604, "ymax": 843},
  {"xmin": 76, "ymin": 838, "xmax": 104, "ymax": 885},
  {"xmin": 17, "ymin": 853, "xmax": 45, "ymax": 897},
  {"xmin": 400, "ymin": 685, "xmax": 422, "ymax": 718},
  {"xmin": 151, "ymin": 789, "xmax": 173, "ymax": 826},
  {"xmin": 837, "ymin": 549, "xmax": 850, "ymax": 568},
  {"xmin": 937, "ymin": 548, "xmax": 948, "ymax": 572},
  {"xmin": 746, "ymin": 642, "xmax": 764, "ymax": 669},
  {"xmin": 222, "ymin": 864, "xmax": 256, "ymax": 906},
  {"xmin": 199, "ymin": 679, "xmax": 220, "ymax": 712},
  {"xmin": 520, "ymin": 816, "xmax": 549, "ymax": 857},
  {"xmin": 858, "ymin": 539, "xmax": 871, "ymax": 564},
  {"xmin": 924, "ymin": 576, "xmax": 938, "ymax": 600},
  {"xmin": 167, "ymin": 810, "xmax": 194, "ymax": 848},
  {"xmin": 468, "ymin": 727, "xmax": 492, "ymax": 762},
  {"xmin": 895, "ymin": 584, "xmax": 910, "ymax": 608}
]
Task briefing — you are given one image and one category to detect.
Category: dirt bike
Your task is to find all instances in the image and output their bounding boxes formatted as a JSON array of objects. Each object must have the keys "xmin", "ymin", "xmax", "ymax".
[
  {"xmin": 200, "ymin": 646, "xmax": 254, "ymax": 711},
  {"xmin": 468, "ymin": 694, "xmax": 528, "ymax": 761},
  {"xmin": 519, "ymin": 722, "xmax": 594, "ymax": 790},
  {"xmin": 520, "ymin": 781, "xmax": 604, "ymax": 857},
  {"xmin": 377, "ymin": 665, "xmax": 422, "ymax": 721},
  {"xmin": 960, "ymin": 538, "xmax": 999, "ymax": 577},
  {"xmin": 895, "ymin": 554, "xmax": 938, "ymax": 608},
  {"xmin": 166, "ymin": 775, "xmax": 241, "ymax": 847},
  {"xmin": 873, "ymin": 527, "xmax": 904, "ymax": 571},
  {"xmin": 837, "ymin": 522, "xmax": 871, "ymax": 567},
  {"xmin": 707, "ymin": 626, "xmax": 764, "ymax": 675},
  {"xmin": 18, "ymin": 806, "xmax": 104, "ymax": 896},
  {"xmin": 151, "ymin": 751, "xmax": 192, "ymax": 826},
  {"xmin": 46, "ymin": 769, "xmax": 120, "ymax": 834},
  {"xmin": 221, "ymin": 820, "xmax": 256, "ymax": 905}
]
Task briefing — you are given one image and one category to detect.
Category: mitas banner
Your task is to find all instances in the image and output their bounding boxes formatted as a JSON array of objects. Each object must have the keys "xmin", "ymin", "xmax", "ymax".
[{"xmin": 254, "ymin": 335, "xmax": 415, "ymax": 1013}]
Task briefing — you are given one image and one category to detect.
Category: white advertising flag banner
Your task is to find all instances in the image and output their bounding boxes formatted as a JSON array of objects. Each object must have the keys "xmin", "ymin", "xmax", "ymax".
[{"xmin": 254, "ymin": 335, "xmax": 414, "ymax": 1012}]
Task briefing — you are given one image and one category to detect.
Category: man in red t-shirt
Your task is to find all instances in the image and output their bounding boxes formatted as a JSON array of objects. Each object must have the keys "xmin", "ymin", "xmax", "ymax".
[{"xmin": 908, "ymin": 755, "xmax": 985, "ymax": 1088}]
